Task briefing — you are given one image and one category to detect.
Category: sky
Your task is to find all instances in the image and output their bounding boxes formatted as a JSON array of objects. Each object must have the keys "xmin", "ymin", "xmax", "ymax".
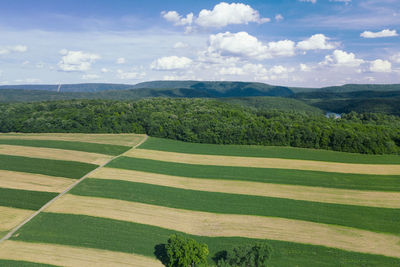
[{"xmin": 0, "ymin": 0, "xmax": 399, "ymax": 87}]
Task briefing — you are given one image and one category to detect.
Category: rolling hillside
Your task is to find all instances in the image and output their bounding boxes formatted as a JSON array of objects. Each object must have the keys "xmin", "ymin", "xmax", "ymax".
[{"xmin": 0, "ymin": 135, "xmax": 399, "ymax": 266}]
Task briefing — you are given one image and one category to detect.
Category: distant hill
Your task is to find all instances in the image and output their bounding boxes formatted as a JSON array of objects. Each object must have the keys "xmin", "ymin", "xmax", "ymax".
[
  {"xmin": 0, "ymin": 83, "xmax": 134, "ymax": 92},
  {"xmin": 319, "ymin": 84, "xmax": 400, "ymax": 93}
]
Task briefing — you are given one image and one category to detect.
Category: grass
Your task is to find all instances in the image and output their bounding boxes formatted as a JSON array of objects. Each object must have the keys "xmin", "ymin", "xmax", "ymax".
[
  {"xmin": 71, "ymin": 179, "xmax": 400, "ymax": 235},
  {"xmin": 0, "ymin": 260, "xmax": 57, "ymax": 267},
  {"xmin": 11, "ymin": 213, "xmax": 400, "ymax": 267},
  {"xmin": 0, "ymin": 139, "xmax": 130, "ymax": 156},
  {"xmin": 0, "ymin": 154, "xmax": 98, "ymax": 179},
  {"xmin": 106, "ymin": 157, "xmax": 400, "ymax": 191},
  {"xmin": 139, "ymin": 137, "xmax": 400, "ymax": 164},
  {"xmin": 0, "ymin": 188, "xmax": 57, "ymax": 210}
]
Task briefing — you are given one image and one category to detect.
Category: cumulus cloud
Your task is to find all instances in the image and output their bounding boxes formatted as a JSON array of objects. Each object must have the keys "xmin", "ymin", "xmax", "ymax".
[
  {"xmin": 117, "ymin": 69, "xmax": 146, "ymax": 80},
  {"xmin": 219, "ymin": 66, "xmax": 245, "ymax": 75},
  {"xmin": 297, "ymin": 34, "xmax": 337, "ymax": 50},
  {"xmin": 361, "ymin": 29, "xmax": 398, "ymax": 38},
  {"xmin": 161, "ymin": 11, "xmax": 194, "ymax": 26},
  {"xmin": 206, "ymin": 31, "xmax": 295, "ymax": 60},
  {"xmin": 300, "ymin": 63, "xmax": 311, "ymax": 72},
  {"xmin": 58, "ymin": 50, "xmax": 100, "ymax": 72},
  {"xmin": 162, "ymin": 2, "xmax": 269, "ymax": 30},
  {"xmin": 0, "ymin": 45, "xmax": 28, "ymax": 55},
  {"xmin": 151, "ymin": 56, "xmax": 193, "ymax": 70},
  {"xmin": 196, "ymin": 2, "xmax": 269, "ymax": 28},
  {"xmin": 322, "ymin": 49, "xmax": 365, "ymax": 67},
  {"xmin": 369, "ymin": 59, "xmax": 392, "ymax": 72},
  {"xmin": 116, "ymin": 57, "xmax": 126, "ymax": 64}
]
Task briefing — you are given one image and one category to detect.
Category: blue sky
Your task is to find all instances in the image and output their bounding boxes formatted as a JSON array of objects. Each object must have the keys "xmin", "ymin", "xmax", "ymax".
[{"xmin": 0, "ymin": 0, "xmax": 399, "ymax": 87}]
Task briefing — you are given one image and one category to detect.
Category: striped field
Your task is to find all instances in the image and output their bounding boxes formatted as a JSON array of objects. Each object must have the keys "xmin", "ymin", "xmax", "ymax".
[{"xmin": 0, "ymin": 135, "xmax": 399, "ymax": 266}]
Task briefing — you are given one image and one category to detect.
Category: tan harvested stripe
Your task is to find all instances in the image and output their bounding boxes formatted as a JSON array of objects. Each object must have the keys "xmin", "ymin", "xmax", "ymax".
[
  {"xmin": 0, "ymin": 240, "xmax": 163, "ymax": 267},
  {"xmin": 0, "ymin": 133, "xmax": 146, "ymax": 146},
  {"xmin": 46, "ymin": 194, "xmax": 400, "ymax": 258},
  {"xmin": 126, "ymin": 149, "xmax": 400, "ymax": 175},
  {"xmin": 0, "ymin": 170, "xmax": 73, "ymax": 193},
  {"xmin": 0, "ymin": 144, "xmax": 112, "ymax": 165},
  {"xmin": 0, "ymin": 207, "xmax": 32, "ymax": 232},
  {"xmin": 89, "ymin": 168, "xmax": 400, "ymax": 209}
]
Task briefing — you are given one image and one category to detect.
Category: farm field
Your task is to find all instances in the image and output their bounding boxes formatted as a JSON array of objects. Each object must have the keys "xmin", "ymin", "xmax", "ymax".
[{"xmin": 0, "ymin": 134, "xmax": 399, "ymax": 266}]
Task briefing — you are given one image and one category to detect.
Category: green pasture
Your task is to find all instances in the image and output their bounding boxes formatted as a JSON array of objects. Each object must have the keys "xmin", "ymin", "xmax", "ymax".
[
  {"xmin": 0, "ymin": 260, "xmax": 57, "ymax": 267},
  {"xmin": 0, "ymin": 188, "xmax": 57, "ymax": 210},
  {"xmin": 11, "ymin": 213, "xmax": 399, "ymax": 267},
  {"xmin": 0, "ymin": 139, "xmax": 130, "ymax": 156},
  {"xmin": 107, "ymin": 157, "xmax": 400, "ymax": 191},
  {"xmin": 0, "ymin": 154, "xmax": 98, "ymax": 179},
  {"xmin": 139, "ymin": 137, "xmax": 400, "ymax": 164},
  {"xmin": 71, "ymin": 179, "xmax": 400, "ymax": 235}
]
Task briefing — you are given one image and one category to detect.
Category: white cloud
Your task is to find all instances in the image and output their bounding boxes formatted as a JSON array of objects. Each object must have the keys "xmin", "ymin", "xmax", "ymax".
[
  {"xmin": 299, "ymin": 0, "xmax": 317, "ymax": 3},
  {"xmin": 161, "ymin": 11, "xmax": 194, "ymax": 26},
  {"xmin": 151, "ymin": 56, "xmax": 193, "ymax": 70},
  {"xmin": 361, "ymin": 29, "xmax": 398, "ymax": 38},
  {"xmin": 117, "ymin": 69, "xmax": 146, "ymax": 80},
  {"xmin": 219, "ymin": 66, "xmax": 245, "ymax": 75},
  {"xmin": 322, "ymin": 49, "xmax": 365, "ymax": 67},
  {"xmin": 196, "ymin": 2, "xmax": 269, "ymax": 28},
  {"xmin": 206, "ymin": 32, "xmax": 295, "ymax": 60},
  {"xmin": 173, "ymin": 42, "xmax": 189, "ymax": 49},
  {"xmin": 297, "ymin": 34, "xmax": 337, "ymax": 50},
  {"xmin": 269, "ymin": 65, "xmax": 289, "ymax": 75},
  {"xmin": 369, "ymin": 59, "xmax": 392, "ymax": 72},
  {"xmin": 0, "ymin": 45, "xmax": 28, "ymax": 55},
  {"xmin": 330, "ymin": 0, "xmax": 351, "ymax": 3},
  {"xmin": 300, "ymin": 63, "xmax": 311, "ymax": 72},
  {"xmin": 101, "ymin": 68, "xmax": 109, "ymax": 73},
  {"xmin": 390, "ymin": 53, "xmax": 400, "ymax": 63},
  {"xmin": 58, "ymin": 50, "xmax": 100, "ymax": 72},
  {"xmin": 275, "ymin": 14, "xmax": 284, "ymax": 22},
  {"xmin": 82, "ymin": 74, "xmax": 100, "ymax": 80},
  {"xmin": 116, "ymin": 57, "xmax": 126, "ymax": 64}
]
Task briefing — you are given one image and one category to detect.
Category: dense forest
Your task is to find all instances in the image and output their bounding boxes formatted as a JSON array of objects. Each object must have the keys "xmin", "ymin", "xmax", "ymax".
[{"xmin": 1, "ymin": 98, "xmax": 399, "ymax": 155}]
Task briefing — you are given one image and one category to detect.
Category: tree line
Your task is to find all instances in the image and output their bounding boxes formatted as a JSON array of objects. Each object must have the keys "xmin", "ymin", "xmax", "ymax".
[{"xmin": 0, "ymin": 98, "xmax": 399, "ymax": 154}]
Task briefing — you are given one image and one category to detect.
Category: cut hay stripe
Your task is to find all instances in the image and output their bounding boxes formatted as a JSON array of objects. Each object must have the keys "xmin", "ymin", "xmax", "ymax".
[
  {"xmin": 0, "ymin": 207, "xmax": 32, "ymax": 233},
  {"xmin": 0, "ymin": 133, "xmax": 146, "ymax": 147},
  {"xmin": 89, "ymin": 168, "xmax": 400, "ymax": 209},
  {"xmin": 46, "ymin": 194, "xmax": 400, "ymax": 258},
  {"xmin": 0, "ymin": 144, "xmax": 112, "ymax": 165},
  {"xmin": 0, "ymin": 170, "xmax": 74, "ymax": 193},
  {"xmin": 0, "ymin": 240, "xmax": 163, "ymax": 267},
  {"xmin": 125, "ymin": 149, "xmax": 400, "ymax": 175}
]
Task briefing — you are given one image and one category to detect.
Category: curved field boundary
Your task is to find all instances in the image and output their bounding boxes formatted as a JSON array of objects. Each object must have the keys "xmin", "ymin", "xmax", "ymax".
[
  {"xmin": 0, "ymin": 170, "xmax": 74, "ymax": 193},
  {"xmin": 0, "ymin": 154, "xmax": 98, "ymax": 179},
  {"xmin": 0, "ymin": 240, "xmax": 163, "ymax": 267},
  {"xmin": 139, "ymin": 137, "xmax": 400, "ymax": 165},
  {"xmin": 0, "ymin": 145, "xmax": 113, "ymax": 165},
  {"xmin": 90, "ymin": 168, "xmax": 400, "ymax": 209},
  {"xmin": 45, "ymin": 194, "xmax": 400, "ymax": 258},
  {"xmin": 0, "ymin": 207, "xmax": 32, "ymax": 234},
  {"xmin": 125, "ymin": 149, "xmax": 400, "ymax": 175},
  {"xmin": 0, "ymin": 133, "xmax": 146, "ymax": 147},
  {"xmin": 107, "ymin": 157, "xmax": 400, "ymax": 192},
  {"xmin": 72, "ymin": 178, "xmax": 400, "ymax": 235}
]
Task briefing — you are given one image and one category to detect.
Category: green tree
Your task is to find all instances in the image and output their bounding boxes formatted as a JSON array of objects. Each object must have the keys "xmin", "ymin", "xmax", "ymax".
[
  {"xmin": 165, "ymin": 234, "xmax": 209, "ymax": 267},
  {"xmin": 217, "ymin": 242, "xmax": 272, "ymax": 267}
]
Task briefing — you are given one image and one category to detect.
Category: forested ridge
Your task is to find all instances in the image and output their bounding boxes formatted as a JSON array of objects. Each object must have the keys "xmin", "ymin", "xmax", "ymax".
[{"xmin": 1, "ymin": 98, "xmax": 399, "ymax": 154}]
